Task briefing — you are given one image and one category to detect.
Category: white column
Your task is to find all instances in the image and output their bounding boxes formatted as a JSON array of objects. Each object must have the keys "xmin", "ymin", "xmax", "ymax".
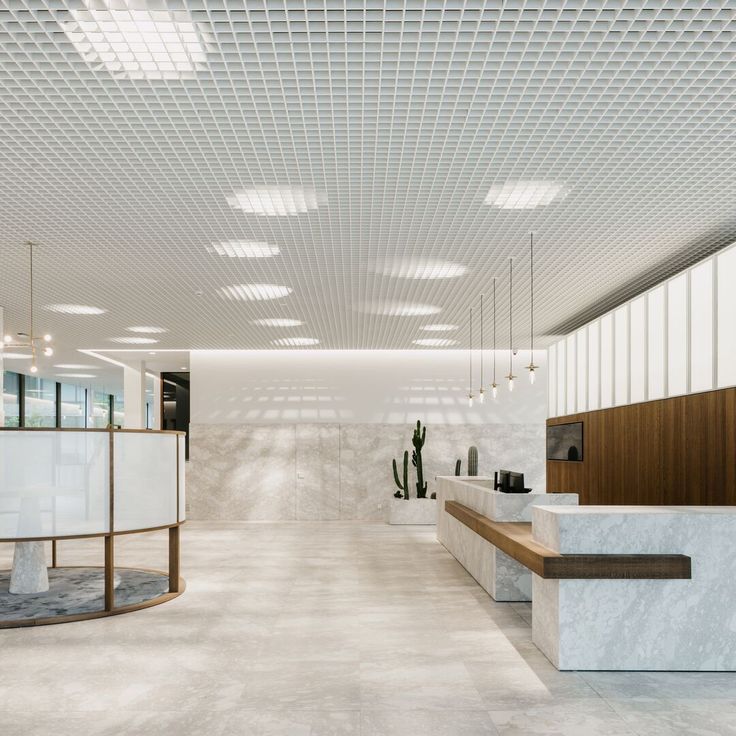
[
  {"xmin": 152, "ymin": 373, "xmax": 162, "ymax": 429},
  {"xmin": 122, "ymin": 360, "xmax": 146, "ymax": 429}
]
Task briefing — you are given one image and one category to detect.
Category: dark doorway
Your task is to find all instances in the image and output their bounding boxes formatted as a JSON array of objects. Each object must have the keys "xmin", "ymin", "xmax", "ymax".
[{"xmin": 161, "ymin": 372, "xmax": 190, "ymax": 459}]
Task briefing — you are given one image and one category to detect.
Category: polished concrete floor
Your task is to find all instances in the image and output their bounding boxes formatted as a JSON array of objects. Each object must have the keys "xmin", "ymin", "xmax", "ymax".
[{"xmin": 2, "ymin": 522, "xmax": 736, "ymax": 735}]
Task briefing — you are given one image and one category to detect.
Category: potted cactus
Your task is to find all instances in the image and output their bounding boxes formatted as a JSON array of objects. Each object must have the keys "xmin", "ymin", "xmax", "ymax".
[{"xmin": 389, "ymin": 420, "xmax": 438, "ymax": 525}]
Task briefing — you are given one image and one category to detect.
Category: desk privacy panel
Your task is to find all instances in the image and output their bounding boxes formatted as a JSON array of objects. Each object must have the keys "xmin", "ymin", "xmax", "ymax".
[{"xmin": 549, "ymin": 241, "xmax": 736, "ymax": 418}]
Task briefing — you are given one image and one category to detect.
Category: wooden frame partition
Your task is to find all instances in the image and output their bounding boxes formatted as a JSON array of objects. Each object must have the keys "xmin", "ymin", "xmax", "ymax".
[{"xmin": 0, "ymin": 427, "xmax": 186, "ymax": 628}]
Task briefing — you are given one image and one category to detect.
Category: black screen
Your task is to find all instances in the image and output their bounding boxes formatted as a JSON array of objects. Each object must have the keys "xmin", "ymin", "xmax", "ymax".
[{"xmin": 546, "ymin": 422, "xmax": 583, "ymax": 461}]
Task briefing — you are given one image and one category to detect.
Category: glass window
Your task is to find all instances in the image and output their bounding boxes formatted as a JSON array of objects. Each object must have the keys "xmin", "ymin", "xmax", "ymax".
[
  {"xmin": 24, "ymin": 376, "xmax": 56, "ymax": 427},
  {"xmin": 3, "ymin": 371, "xmax": 21, "ymax": 427},
  {"xmin": 60, "ymin": 383, "xmax": 86, "ymax": 428},
  {"xmin": 91, "ymin": 391, "xmax": 110, "ymax": 428},
  {"xmin": 113, "ymin": 395, "xmax": 124, "ymax": 428}
]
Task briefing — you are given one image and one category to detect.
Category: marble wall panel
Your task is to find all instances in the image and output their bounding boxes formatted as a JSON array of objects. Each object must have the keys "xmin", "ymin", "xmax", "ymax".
[{"xmin": 188, "ymin": 422, "xmax": 546, "ymax": 521}]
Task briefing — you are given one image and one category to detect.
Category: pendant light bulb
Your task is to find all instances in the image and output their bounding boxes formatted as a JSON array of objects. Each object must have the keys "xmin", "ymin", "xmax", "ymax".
[
  {"xmin": 491, "ymin": 383, "xmax": 498, "ymax": 400},
  {"xmin": 3, "ymin": 335, "xmax": 11, "ymax": 344},
  {"xmin": 43, "ymin": 334, "xmax": 52, "ymax": 342},
  {"xmin": 508, "ymin": 375, "xmax": 514, "ymax": 392},
  {"xmin": 479, "ymin": 388, "xmax": 485, "ymax": 404},
  {"xmin": 529, "ymin": 367, "xmax": 536, "ymax": 385},
  {"xmin": 468, "ymin": 394, "xmax": 473, "ymax": 408},
  {"xmin": 30, "ymin": 364, "xmax": 38, "ymax": 374},
  {"xmin": 43, "ymin": 346, "xmax": 53, "ymax": 357}
]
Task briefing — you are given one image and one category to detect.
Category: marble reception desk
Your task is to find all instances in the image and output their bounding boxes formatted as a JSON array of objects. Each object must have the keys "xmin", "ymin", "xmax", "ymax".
[
  {"xmin": 532, "ymin": 505, "xmax": 736, "ymax": 671},
  {"xmin": 436, "ymin": 477, "xmax": 578, "ymax": 601}
]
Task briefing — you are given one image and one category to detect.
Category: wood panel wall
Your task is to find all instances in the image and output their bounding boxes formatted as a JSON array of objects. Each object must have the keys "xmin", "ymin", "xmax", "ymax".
[{"xmin": 546, "ymin": 387, "xmax": 736, "ymax": 505}]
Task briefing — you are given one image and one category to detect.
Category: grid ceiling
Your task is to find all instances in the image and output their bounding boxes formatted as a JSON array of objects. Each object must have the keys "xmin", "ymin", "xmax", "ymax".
[{"xmin": 1, "ymin": 0, "xmax": 736, "ymax": 381}]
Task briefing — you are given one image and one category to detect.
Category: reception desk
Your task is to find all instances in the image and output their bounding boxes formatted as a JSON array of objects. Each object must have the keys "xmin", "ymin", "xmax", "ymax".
[
  {"xmin": 436, "ymin": 477, "xmax": 577, "ymax": 601},
  {"xmin": 532, "ymin": 505, "xmax": 736, "ymax": 671}
]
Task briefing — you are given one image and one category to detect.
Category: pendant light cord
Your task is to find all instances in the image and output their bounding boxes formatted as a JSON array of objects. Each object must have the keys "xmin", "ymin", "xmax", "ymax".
[
  {"xmin": 492, "ymin": 277, "xmax": 496, "ymax": 383},
  {"xmin": 469, "ymin": 307, "xmax": 473, "ymax": 395},
  {"xmin": 530, "ymin": 232, "xmax": 534, "ymax": 364},
  {"xmin": 480, "ymin": 294, "xmax": 483, "ymax": 390},
  {"xmin": 509, "ymin": 258, "xmax": 513, "ymax": 374}
]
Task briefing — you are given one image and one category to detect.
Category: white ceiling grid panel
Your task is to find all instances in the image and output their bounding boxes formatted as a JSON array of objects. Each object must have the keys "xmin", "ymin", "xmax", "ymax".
[{"xmin": 0, "ymin": 0, "xmax": 733, "ymax": 382}]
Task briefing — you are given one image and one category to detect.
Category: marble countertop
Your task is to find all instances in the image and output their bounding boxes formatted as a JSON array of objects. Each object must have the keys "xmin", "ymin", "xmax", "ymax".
[{"xmin": 534, "ymin": 505, "xmax": 736, "ymax": 516}]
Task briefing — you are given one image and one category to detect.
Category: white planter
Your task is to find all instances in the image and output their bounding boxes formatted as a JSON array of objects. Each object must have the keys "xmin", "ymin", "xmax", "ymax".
[{"xmin": 389, "ymin": 497, "xmax": 438, "ymax": 525}]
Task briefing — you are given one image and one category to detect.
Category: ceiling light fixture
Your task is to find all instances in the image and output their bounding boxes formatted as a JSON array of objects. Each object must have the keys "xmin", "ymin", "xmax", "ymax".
[
  {"xmin": 479, "ymin": 293, "xmax": 485, "ymax": 404},
  {"xmin": 2, "ymin": 242, "xmax": 54, "ymax": 374},
  {"xmin": 420, "ymin": 324, "xmax": 458, "ymax": 332},
  {"xmin": 126, "ymin": 326, "xmax": 167, "ymax": 334},
  {"xmin": 412, "ymin": 338, "xmax": 457, "ymax": 347},
  {"xmin": 271, "ymin": 337, "xmax": 320, "ymax": 347},
  {"xmin": 45, "ymin": 304, "xmax": 106, "ymax": 315},
  {"xmin": 55, "ymin": 373, "xmax": 96, "ymax": 379},
  {"xmin": 220, "ymin": 284, "xmax": 292, "ymax": 301},
  {"xmin": 109, "ymin": 336, "xmax": 159, "ymax": 344},
  {"xmin": 63, "ymin": 0, "xmax": 207, "ymax": 80},
  {"xmin": 491, "ymin": 278, "xmax": 499, "ymax": 400},
  {"xmin": 506, "ymin": 259, "xmax": 516, "ymax": 392},
  {"xmin": 251, "ymin": 318, "xmax": 303, "ymax": 327},
  {"xmin": 525, "ymin": 233, "xmax": 538, "ymax": 384},
  {"xmin": 227, "ymin": 186, "xmax": 325, "ymax": 216},
  {"xmin": 378, "ymin": 260, "xmax": 467, "ymax": 279},
  {"xmin": 54, "ymin": 364, "xmax": 96, "ymax": 370},
  {"xmin": 485, "ymin": 181, "xmax": 567, "ymax": 210},
  {"xmin": 1, "ymin": 353, "xmax": 33, "ymax": 360},
  {"xmin": 363, "ymin": 302, "xmax": 441, "ymax": 317},
  {"xmin": 208, "ymin": 241, "xmax": 280, "ymax": 258},
  {"xmin": 467, "ymin": 307, "xmax": 473, "ymax": 408}
]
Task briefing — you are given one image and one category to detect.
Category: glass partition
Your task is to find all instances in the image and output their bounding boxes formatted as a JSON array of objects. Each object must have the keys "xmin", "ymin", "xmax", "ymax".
[
  {"xmin": 114, "ymin": 432, "xmax": 178, "ymax": 532},
  {"xmin": 91, "ymin": 391, "xmax": 110, "ymax": 428},
  {"xmin": 0, "ymin": 430, "xmax": 109, "ymax": 538},
  {"xmin": 60, "ymin": 383, "xmax": 86, "ymax": 428},
  {"xmin": 24, "ymin": 376, "xmax": 56, "ymax": 427},
  {"xmin": 3, "ymin": 372, "xmax": 20, "ymax": 427}
]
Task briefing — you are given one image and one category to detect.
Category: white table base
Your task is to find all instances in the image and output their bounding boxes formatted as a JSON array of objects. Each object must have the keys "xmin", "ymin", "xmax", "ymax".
[{"xmin": 9, "ymin": 541, "xmax": 49, "ymax": 595}]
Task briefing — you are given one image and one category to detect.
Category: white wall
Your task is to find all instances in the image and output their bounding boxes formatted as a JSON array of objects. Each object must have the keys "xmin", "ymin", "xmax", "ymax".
[
  {"xmin": 549, "ymin": 241, "xmax": 736, "ymax": 418},
  {"xmin": 190, "ymin": 349, "xmax": 547, "ymax": 425}
]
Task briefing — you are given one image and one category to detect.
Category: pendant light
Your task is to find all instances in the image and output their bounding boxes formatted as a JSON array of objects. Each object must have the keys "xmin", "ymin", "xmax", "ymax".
[
  {"xmin": 505, "ymin": 258, "xmax": 516, "ymax": 391},
  {"xmin": 2, "ymin": 242, "xmax": 53, "ymax": 375},
  {"xmin": 491, "ymin": 277, "xmax": 498, "ymax": 399},
  {"xmin": 479, "ymin": 294, "xmax": 485, "ymax": 404},
  {"xmin": 525, "ymin": 232, "xmax": 538, "ymax": 384},
  {"xmin": 467, "ymin": 307, "xmax": 473, "ymax": 407}
]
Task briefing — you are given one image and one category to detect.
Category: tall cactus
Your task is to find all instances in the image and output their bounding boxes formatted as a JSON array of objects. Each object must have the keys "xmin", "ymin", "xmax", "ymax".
[
  {"xmin": 392, "ymin": 450, "xmax": 409, "ymax": 500},
  {"xmin": 467, "ymin": 446, "xmax": 478, "ymax": 476},
  {"xmin": 454, "ymin": 458, "xmax": 462, "ymax": 476},
  {"xmin": 411, "ymin": 420, "xmax": 428, "ymax": 498}
]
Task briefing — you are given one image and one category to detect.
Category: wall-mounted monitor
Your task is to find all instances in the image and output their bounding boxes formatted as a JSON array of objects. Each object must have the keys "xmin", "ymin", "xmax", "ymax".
[{"xmin": 547, "ymin": 422, "xmax": 583, "ymax": 461}]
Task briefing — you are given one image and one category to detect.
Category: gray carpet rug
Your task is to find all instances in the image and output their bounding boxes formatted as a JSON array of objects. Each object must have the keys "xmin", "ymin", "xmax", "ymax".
[{"xmin": 0, "ymin": 567, "xmax": 170, "ymax": 621}]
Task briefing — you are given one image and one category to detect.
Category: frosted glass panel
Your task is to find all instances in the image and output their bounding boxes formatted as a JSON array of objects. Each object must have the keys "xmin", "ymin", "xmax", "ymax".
[
  {"xmin": 630, "ymin": 296, "xmax": 647, "ymax": 403},
  {"xmin": 600, "ymin": 314, "xmax": 614, "ymax": 408},
  {"xmin": 114, "ymin": 432, "xmax": 177, "ymax": 532},
  {"xmin": 588, "ymin": 320, "xmax": 600, "ymax": 410},
  {"xmin": 0, "ymin": 431, "xmax": 108, "ymax": 539},
  {"xmin": 548, "ymin": 344, "xmax": 557, "ymax": 417},
  {"xmin": 690, "ymin": 261, "xmax": 714, "ymax": 393},
  {"xmin": 566, "ymin": 335, "xmax": 576, "ymax": 414},
  {"xmin": 648, "ymin": 286, "xmax": 666, "ymax": 400},
  {"xmin": 614, "ymin": 306, "xmax": 629, "ymax": 405},
  {"xmin": 668, "ymin": 274, "xmax": 688, "ymax": 396},
  {"xmin": 718, "ymin": 247, "xmax": 736, "ymax": 388},
  {"xmin": 576, "ymin": 328, "xmax": 587, "ymax": 412},
  {"xmin": 178, "ymin": 434, "xmax": 186, "ymax": 522},
  {"xmin": 557, "ymin": 340, "xmax": 566, "ymax": 415}
]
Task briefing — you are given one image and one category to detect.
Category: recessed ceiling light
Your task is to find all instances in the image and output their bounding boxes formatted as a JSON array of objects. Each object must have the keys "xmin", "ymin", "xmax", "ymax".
[
  {"xmin": 180, "ymin": 366, "xmax": 188, "ymax": 370},
  {"xmin": 54, "ymin": 364, "xmax": 96, "ymax": 370},
  {"xmin": 219, "ymin": 284, "xmax": 292, "ymax": 301},
  {"xmin": 251, "ymin": 318, "xmax": 303, "ymax": 327},
  {"xmin": 127, "ymin": 326, "xmax": 168, "ymax": 334},
  {"xmin": 56, "ymin": 373, "xmax": 96, "ymax": 379},
  {"xmin": 412, "ymin": 338, "xmax": 458, "ymax": 347},
  {"xmin": 362, "ymin": 302, "xmax": 441, "ymax": 317},
  {"xmin": 109, "ymin": 337, "xmax": 159, "ymax": 344},
  {"xmin": 271, "ymin": 337, "xmax": 320, "ymax": 347},
  {"xmin": 45, "ymin": 304, "xmax": 106, "ymax": 315},
  {"xmin": 208, "ymin": 241, "xmax": 280, "ymax": 258},
  {"xmin": 377, "ymin": 260, "xmax": 467, "ymax": 279},
  {"xmin": 62, "ymin": 2, "xmax": 206, "ymax": 80},
  {"xmin": 1, "ymin": 352, "xmax": 32, "ymax": 360},
  {"xmin": 484, "ymin": 181, "xmax": 568, "ymax": 209},
  {"xmin": 226, "ymin": 186, "xmax": 326, "ymax": 216},
  {"xmin": 421, "ymin": 324, "xmax": 459, "ymax": 332}
]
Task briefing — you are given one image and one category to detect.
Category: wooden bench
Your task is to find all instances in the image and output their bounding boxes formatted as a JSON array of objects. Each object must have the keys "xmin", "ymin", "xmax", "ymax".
[{"xmin": 445, "ymin": 500, "xmax": 691, "ymax": 580}]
